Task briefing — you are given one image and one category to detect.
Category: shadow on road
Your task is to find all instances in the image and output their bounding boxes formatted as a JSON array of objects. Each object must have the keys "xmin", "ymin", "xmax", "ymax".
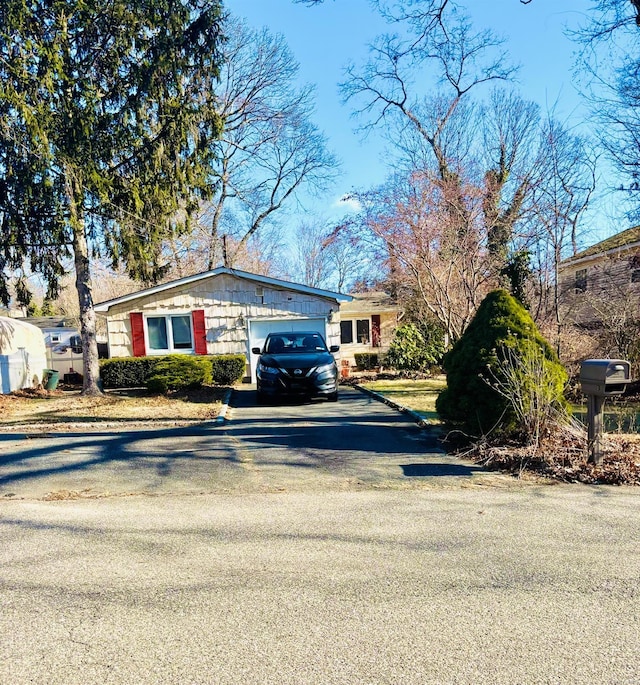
[
  {"xmin": 401, "ymin": 463, "xmax": 483, "ymax": 477},
  {"xmin": 0, "ymin": 386, "xmax": 483, "ymax": 494}
]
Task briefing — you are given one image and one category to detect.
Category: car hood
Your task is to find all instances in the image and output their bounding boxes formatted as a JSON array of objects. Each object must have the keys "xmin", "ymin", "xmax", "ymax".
[{"xmin": 260, "ymin": 351, "xmax": 335, "ymax": 369}]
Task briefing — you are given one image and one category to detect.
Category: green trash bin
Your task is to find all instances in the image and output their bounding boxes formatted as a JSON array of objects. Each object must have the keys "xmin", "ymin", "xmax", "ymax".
[{"xmin": 44, "ymin": 369, "xmax": 60, "ymax": 391}]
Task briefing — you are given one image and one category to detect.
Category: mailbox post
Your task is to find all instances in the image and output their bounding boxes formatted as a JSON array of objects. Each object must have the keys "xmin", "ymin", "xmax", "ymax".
[{"xmin": 579, "ymin": 359, "xmax": 631, "ymax": 464}]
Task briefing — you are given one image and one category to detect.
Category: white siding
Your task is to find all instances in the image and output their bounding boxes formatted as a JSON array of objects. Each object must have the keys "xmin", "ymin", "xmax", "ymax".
[{"xmin": 102, "ymin": 273, "xmax": 340, "ymax": 369}]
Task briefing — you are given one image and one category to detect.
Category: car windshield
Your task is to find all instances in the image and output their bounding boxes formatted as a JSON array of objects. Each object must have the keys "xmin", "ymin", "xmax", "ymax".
[{"xmin": 265, "ymin": 333, "xmax": 328, "ymax": 354}]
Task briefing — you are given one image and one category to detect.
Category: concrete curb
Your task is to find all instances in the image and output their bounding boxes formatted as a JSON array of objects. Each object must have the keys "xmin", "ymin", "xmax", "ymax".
[
  {"xmin": 353, "ymin": 383, "xmax": 431, "ymax": 428},
  {"xmin": 215, "ymin": 387, "xmax": 233, "ymax": 424}
]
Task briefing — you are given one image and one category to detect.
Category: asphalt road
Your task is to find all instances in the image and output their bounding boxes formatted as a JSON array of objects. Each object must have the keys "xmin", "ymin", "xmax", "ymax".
[{"xmin": 1, "ymin": 386, "xmax": 639, "ymax": 684}]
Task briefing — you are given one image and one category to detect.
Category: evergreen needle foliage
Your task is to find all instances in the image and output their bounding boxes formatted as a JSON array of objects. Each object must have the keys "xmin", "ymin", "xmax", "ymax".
[
  {"xmin": 436, "ymin": 289, "xmax": 568, "ymax": 440},
  {"xmin": 0, "ymin": 0, "xmax": 225, "ymax": 393}
]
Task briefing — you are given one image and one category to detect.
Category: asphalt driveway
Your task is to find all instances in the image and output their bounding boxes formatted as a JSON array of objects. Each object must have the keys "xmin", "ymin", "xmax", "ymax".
[{"xmin": 0, "ymin": 385, "xmax": 496, "ymax": 500}]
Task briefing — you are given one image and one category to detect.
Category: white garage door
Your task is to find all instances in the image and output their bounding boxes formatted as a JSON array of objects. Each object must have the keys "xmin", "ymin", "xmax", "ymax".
[{"xmin": 248, "ymin": 318, "xmax": 327, "ymax": 382}]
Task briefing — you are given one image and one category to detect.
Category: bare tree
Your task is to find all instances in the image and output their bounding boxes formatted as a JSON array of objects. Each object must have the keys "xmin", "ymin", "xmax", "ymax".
[
  {"xmin": 289, "ymin": 220, "xmax": 334, "ymax": 288},
  {"xmin": 341, "ymin": 2, "xmax": 545, "ymax": 285},
  {"xmin": 573, "ymin": 1, "xmax": 640, "ymax": 218},
  {"xmin": 287, "ymin": 216, "xmax": 382, "ymax": 291},
  {"xmin": 524, "ymin": 116, "xmax": 597, "ymax": 353},
  {"xmin": 198, "ymin": 17, "xmax": 338, "ymax": 269},
  {"xmin": 347, "ymin": 172, "xmax": 493, "ymax": 345}
]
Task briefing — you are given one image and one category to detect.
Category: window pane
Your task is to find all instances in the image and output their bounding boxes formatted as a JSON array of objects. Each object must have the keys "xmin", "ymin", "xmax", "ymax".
[
  {"xmin": 575, "ymin": 269, "xmax": 587, "ymax": 293},
  {"xmin": 171, "ymin": 315, "xmax": 193, "ymax": 349},
  {"xmin": 340, "ymin": 320, "xmax": 353, "ymax": 344},
  {"xmin": 147, "ymin": 317, "xmax": 168, "ymax": 350},
  {"xmin": 356, "ymin": 319, "xmax": 370, "ymax": 344}
]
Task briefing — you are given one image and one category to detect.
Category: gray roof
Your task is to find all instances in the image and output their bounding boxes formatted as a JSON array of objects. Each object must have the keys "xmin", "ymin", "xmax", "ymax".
[
  {"xmin": 16, "ymin": 316, "xmax": 78, "ymax": 331},
  {"xmin": 340, "ymin": 292, "xmax": 399, "ymax": 314},
  {"xmin": 561, "ymin": 226, "xmax": 640, "ymax": 265}
]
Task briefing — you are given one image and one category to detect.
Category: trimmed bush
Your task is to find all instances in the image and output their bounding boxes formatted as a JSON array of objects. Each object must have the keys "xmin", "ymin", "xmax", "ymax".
[
  {"xmin": 354, "ymin": 353, "xmax": 379, "ymax": 370},
  {"xmin": 210, "ymin": 354, "xmax": 246, "ymax": 385},
  {"xmin": 385, "ymin": 322, "xmax": 444, "ymax": 371},
  {"xmin": 146, "ymin": 355, "xmax": 212, "ymax": 393},
  {"xmin": 436, "ymin": 289, "xmax": 568, "ymax": 439},
  {"xmin": 100, "ymin": 353, "xmax": 247, "ymax": 389},
  {"xmin": 100, "ymin": 357, "xmax": 162, "ymax": 388}
]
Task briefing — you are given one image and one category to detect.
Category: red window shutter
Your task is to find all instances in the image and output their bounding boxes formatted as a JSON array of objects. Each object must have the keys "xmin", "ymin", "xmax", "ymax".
[
  {"xmin": 192, "ymin": 310, "xmax": 207, "ymax": 355},
  {"xmin": 372, "ymin": 314, "xmax": 381, "ymax": 347},
  {"xmin": 130, "ymin": 312, "xmax": 146, "ymax": 357}
]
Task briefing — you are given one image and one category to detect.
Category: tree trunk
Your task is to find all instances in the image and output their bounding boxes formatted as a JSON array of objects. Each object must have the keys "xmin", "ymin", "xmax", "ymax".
[
  {"xmin": 72, "ymin": 226, "xmax": 102, "ymax": 396},
  {"xmin": 67, "ymin": 170, "xmax": 103, "ymax": 396}
]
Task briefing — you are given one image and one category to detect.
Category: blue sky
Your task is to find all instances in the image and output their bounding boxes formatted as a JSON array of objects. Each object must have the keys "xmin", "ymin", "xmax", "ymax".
[{"xmin": 225, "ymin": 0, "xmax": 620, "ymax": 244}]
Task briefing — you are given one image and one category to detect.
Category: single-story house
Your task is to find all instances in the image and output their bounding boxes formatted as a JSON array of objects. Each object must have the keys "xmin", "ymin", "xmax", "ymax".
[
  {"xmin": 338, "ymin": 292, "xmax": 400, "ymax": 367},
  {"xmin": 19, "ymin": 317, "xmax": 84, "ymax": 378},
  {"xmin": 94, "ymin": 267, "xmax": 353, "ymax": 382}
]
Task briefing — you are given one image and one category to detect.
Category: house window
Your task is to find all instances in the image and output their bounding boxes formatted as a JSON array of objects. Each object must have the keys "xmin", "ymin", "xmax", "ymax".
[
  {"xmin": 340, "ymin": 320, "xmax": 353, "ymax": 344},
  {"xmin": 575, "ymin": 269, "xmax": 587, "ymax": 293},
  {"xmin": 146, "ymin": 315, "xmax": 193, "ymax": 353},
  {"xmin": 632, "ymin": 269, "xmax": 640, "ymax": 284},
  {"xmin": 356, "ymin": 319, "xmax": 370, "ymax": 344},
  {"xmin": 340, "ymin": 319, "xmax": 372, "ymax": 345},
  {"xmin": 51, "ymin": 334, "xmax": 60, "ymax": 343}
]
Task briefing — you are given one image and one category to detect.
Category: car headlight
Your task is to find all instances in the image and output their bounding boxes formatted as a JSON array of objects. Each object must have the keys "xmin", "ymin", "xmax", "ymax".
[
  {"xmin": 314, "ymin": 363, "xmax": 336, "ymax": 377},
  {"xmin": 258, "ymin": 361, "xmax": 279, "ymax": 375}
]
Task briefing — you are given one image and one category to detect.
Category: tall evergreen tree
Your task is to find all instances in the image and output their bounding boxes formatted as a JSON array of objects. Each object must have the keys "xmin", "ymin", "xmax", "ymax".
[{"xmin": 0, "ymin": 0, "xmax": 225, "ymax": 394}]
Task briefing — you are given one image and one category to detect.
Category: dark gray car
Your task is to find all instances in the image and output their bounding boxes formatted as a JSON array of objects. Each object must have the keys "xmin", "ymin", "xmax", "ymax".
[{"xmin": 252, "ymin": 331, "xmax": 339, "ymax": 402}]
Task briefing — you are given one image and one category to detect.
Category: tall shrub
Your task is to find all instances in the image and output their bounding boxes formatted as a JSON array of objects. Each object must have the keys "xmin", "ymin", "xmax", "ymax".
[
  {"xmin": 436, "ymin": 289, "xmax": 568, "ymax": 440},
  {"xmin": 385, "ymin": 322, "xmax": 444, "ymax": 371}
]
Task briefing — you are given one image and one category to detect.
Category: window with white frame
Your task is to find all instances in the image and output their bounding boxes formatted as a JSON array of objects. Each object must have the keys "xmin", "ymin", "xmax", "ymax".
[{"xmin": 146, "ymin": 314, "xmax": 194, "ymax": 353}]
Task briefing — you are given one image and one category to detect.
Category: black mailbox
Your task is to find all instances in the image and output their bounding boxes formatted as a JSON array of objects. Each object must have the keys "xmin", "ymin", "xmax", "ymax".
[{"xmin": 579, "ymin": 359, "xmax": 631, "ymax": 397}]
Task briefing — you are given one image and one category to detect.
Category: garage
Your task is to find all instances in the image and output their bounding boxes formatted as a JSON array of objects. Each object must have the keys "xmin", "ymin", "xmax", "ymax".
[{"xmin": 248, "ymin": 317, "xmax": 328, "ymax": 382}]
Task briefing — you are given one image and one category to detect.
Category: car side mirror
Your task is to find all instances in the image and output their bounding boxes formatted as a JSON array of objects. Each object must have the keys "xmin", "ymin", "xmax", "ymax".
[
  {"xmin": 329, "ymin": 345, "xmax": 340, "ymax": 353},
  {"xmin": 251, "ymin": 347, "xmax": 261, "ymax": 354}
]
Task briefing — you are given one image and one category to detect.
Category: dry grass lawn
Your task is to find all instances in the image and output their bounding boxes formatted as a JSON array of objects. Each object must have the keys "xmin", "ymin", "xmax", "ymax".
[
  {"xmin": 0, "ymin": 386, "xmax": 228, "ymax": 431},
  {"xmin": 359, "ymin": 377, "xmax": 446, "ymax": 423}
]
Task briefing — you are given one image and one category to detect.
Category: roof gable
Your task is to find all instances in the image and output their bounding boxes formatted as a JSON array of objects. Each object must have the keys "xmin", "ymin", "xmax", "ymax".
[{"xmin": 94, "ymin": 267, "xmax": 352, "ymax": 312}]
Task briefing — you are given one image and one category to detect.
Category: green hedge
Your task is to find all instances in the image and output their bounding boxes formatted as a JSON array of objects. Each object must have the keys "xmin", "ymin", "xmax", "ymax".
[
  {"xmin": 210, "ymin": 354, "xmax": 246, "ymax": 385},
  {"xmin": 100, "ymin": 357, "xmax": 161, "ymax": 388},
  {"xmin": 354, "ymin": 353, "xmax": 379, "ymax": 370},
  {"xmin": 147, "ymin": 356, "xmax": 212, "ymax": 393},
  {"xmin": 100, "ymin": 354, "xmax": 247, "ymax": 389}
]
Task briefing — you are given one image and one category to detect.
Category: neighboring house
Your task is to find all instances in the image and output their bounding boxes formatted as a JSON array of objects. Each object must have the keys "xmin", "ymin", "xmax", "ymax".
[
  {"xmin": 558, "ymin": 226, "xmax": 640, "ymax": 327},
  {"xmin": 94, "ymin": 267, "xmax": 352, "ymax": 382},
  {"xmin": 0, "ymin": 316, "xmax": 47, "ymax": 394},
  {"xmin": 20, "ymin": 317, "xmax": 85, "ymax": 378},
  {"xmin": 338, "ymin": 292, "xmax": 400, "ymax": 367}
]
